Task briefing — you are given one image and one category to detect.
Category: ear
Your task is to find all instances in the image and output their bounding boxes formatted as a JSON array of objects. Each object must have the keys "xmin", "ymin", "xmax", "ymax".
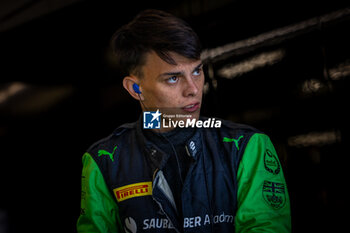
[{"xmin": 123, "ymin": 76, "xmax": 144, "ymax": 101}]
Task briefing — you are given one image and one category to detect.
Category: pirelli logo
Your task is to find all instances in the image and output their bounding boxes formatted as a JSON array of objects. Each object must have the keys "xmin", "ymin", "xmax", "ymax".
[{"xmin": 114, "ymin": 182, "xmax": 152, "ymax": 202}]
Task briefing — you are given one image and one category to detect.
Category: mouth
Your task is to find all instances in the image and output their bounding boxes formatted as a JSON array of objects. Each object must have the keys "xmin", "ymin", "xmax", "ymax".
[{"xmin": 182, "ymin": 102, "xmax": 200, "ymax": 113}]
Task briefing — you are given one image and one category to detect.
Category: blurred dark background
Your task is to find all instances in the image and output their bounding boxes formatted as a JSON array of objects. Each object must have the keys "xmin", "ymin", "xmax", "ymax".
[{"xmin": 0, "ymin": 0, "xmax": 349, "ymax": 232}]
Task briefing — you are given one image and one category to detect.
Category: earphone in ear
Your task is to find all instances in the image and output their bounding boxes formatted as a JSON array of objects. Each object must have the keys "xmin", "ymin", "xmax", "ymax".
[{"xmin": 133, "ymin": 83, "xmax": 142, "ymax": 94}]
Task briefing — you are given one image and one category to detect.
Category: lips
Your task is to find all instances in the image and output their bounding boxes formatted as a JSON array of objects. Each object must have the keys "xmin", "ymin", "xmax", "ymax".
[{"xmin": 182, "ymin": 102, "xmax": 200, "ymax": 112}]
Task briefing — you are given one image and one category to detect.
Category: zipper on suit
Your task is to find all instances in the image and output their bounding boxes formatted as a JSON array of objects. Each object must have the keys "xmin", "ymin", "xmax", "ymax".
[{"xmin": 152, "ymin": 197, "xmax": 180, "ymax": 233}]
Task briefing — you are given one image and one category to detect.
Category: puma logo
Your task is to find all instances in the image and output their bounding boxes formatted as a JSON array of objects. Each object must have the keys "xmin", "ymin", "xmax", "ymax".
[
  {"xmin": 98, "ymin": 145, "xmax": 117, "ymax": 162},
  {"xmin": 223, "ymin": 135, "xmax": 244, "ymax": 150}
]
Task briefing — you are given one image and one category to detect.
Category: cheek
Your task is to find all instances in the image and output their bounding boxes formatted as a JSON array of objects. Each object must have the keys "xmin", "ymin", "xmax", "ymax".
[
  {"xmin": 161, "ymin": 91, "xmax": 181, "ymax": 105},
  {"xmin": 148, "ymin": 89, "xmax": 180, "ymax": 106}
]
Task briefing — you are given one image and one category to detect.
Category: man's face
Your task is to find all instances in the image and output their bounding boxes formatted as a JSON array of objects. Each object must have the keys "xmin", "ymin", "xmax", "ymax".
[{"xmin": 138, "ymin": 51, "xmax": 204, "ymax": 121}]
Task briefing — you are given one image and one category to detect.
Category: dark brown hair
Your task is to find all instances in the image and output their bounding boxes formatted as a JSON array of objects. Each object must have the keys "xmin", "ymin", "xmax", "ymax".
[{"xmin": 110, "ymin": 9, "xmax": 202, "ymax": 77}]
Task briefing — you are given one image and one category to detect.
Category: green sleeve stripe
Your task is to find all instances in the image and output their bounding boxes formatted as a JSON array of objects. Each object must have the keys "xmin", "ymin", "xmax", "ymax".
[
  {"xmin": 235, "ymin": 133, "xmax": 291, "ymax": 232},
  {"xmin": 77, "ymin": 153, "xmax": 122, "ymax": 233}
]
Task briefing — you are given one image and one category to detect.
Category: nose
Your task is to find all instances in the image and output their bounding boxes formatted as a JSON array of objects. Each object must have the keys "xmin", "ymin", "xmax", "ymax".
[{"xmin": 183, "ymin": 77, "xmax": 199, "ymax": 97}]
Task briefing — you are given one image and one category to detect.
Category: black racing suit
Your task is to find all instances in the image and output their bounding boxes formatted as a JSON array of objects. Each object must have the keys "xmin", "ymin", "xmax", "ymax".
[{"xmin": 77, "ymin": 117, "xmax": 291, "ymax": 232}]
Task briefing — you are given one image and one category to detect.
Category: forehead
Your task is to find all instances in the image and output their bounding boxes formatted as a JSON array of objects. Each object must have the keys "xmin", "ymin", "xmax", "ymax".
[{"xmin": 141, "ymin": 51, "xmax": 200, "ymax": 78}]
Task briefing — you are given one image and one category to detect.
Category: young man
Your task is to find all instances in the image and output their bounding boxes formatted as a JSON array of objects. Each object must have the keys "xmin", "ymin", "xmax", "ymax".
[{"xmin": 77, "ymin": 9, "xmax": 291, "ymax": 233}]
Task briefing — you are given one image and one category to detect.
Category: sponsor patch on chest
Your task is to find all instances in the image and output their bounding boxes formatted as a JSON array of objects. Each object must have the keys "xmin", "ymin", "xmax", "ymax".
[{"xmin": 114, "ymin": 182, "xmax": 152, "ymax": 202}]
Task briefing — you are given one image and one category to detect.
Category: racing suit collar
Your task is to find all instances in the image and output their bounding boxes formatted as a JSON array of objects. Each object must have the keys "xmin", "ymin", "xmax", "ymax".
[{"xmin": 135, "ymin": 115, "xmax": 203, "ymax": 170}]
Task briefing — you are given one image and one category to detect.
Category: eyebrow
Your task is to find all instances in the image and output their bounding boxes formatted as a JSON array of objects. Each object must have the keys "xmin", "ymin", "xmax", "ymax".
[{"xmin": 158, "ymin": 62, "xmax": 203, "ymax": 78}]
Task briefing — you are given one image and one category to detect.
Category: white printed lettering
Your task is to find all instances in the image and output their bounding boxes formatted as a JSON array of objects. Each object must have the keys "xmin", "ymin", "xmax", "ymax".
[
  {"xmin": 143, "ymin": 219, "xmax": 149, "ymax": 230},
  {"xmin": 143, "ymin": 218, "xmax": 175, "ymax": 230},
  {"xmin": 149, "ymin": 219, "xmax": 155, "ymax": 228},
  {"xmin": 184, "ymin": 216, "xmax": 201, "ymax": 228},
  {"xmin": 195, "ymin": 216, "xmax": 201, "ymax": 227},
  {"xmin": 201, "ymin": 212, "xmax": 234, "ymax": 226},
  {"xmin": 204, "ymin": 214, "xmax": 211, "ymax": 225}
]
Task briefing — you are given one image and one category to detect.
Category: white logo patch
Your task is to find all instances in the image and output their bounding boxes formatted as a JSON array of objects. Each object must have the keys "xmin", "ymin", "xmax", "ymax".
[{"xmin": 124, "ymin": 217, "xmax": 137, "ymax": 233}]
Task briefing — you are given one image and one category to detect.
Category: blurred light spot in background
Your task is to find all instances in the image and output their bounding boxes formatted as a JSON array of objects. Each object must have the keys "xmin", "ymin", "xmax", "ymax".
[
  {"xmin": 329, "ymin": 59, "xmax": 350, "ymax": 80},
  {"xmin": 217, "ymin": 49, "xmax": 285, "ymax": 79},
  {"xmin": 0, "ymin": 82, "xmax": 28, "ymax": 104},
  {"xmin": 0, "ymin": 82, "xmax": 74, "ymax": 116},
  {"xmin": 301, "ymin": 79, "xmax": 325, "ymax": 94},
  {"xmin": 287, "ymin": 130, "xmax": 341, "ymax": 147}
]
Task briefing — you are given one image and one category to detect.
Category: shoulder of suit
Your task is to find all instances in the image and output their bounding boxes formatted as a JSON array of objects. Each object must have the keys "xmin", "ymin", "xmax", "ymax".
[
  {"xmin": 86, "ymin": 120, "xmax": 137, "ymax": 154},
  {"xmin": 220, "ymin": 118, "xmax": 262, "ymax": 134}
]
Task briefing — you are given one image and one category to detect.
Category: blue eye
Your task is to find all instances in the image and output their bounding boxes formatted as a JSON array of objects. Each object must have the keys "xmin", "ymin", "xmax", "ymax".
[
  {"xmin": 167, "ymin": 76, "xmax": 178, "ymax": 84},
  {"xmin": 193, "ymin": 68, "xmax": 202, "ymax": 76}
]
